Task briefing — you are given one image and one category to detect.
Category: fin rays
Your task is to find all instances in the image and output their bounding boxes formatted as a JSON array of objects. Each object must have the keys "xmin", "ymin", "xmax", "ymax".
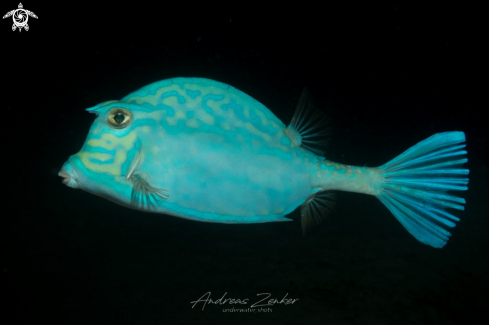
[
  {"xmin": 286, "ymin": 88, "xmax": 332, "ymax": 156},
  {"xmin": 125, "ymin": 141, "xmax": 169, "ymax": 212},
  {"xmin": 130, "ymin": 174, "xmax": 169, "ymax": 211},
  {"xmin": 376, "ymin": 131, "xmax": 469, "ymax": 248},
  {"xmin": 301, "ymin": 190, "xmax": 336, "ymax": 234}
]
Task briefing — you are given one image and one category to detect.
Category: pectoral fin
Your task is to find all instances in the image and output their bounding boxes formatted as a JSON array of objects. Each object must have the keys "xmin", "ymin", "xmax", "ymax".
[
  {"xmin": 126, "ymin": 143, "xmax": 169, "ymax": 211},
  {"xmin": 130, "ymin": 173, "xmax": 169, "ymax": 211}
]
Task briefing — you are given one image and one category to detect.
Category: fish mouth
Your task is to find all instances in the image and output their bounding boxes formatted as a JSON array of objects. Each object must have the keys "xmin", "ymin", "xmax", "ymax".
[
  {"xmin": 59, "ymin": 171, "xmax": 70, "ymax": 184},
  {"xmin": 58, "ymin": 160, "xmax": 80, "ymax": 189}
]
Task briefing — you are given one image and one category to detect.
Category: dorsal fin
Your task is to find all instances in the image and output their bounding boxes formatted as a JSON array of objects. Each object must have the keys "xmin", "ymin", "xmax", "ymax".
[
  {"xmin": 285, "ymin": 88, "xmax": 332, "ymax": 156},
  {"xmin": 301, "ymin": 190, "xmax": 336, "ymax": 235}
]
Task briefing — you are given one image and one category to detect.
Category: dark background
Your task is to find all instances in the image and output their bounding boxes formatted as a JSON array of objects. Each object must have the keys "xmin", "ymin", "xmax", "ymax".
[{"xmin": 2, "ymin": 2, "xmax": 487, "ymax": 324}]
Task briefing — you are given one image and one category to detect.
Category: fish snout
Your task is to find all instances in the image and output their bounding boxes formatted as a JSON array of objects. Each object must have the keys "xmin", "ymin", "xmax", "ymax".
[{"xmin": 58, "ymin": 160, "xmax": 80, "ymax": 189}]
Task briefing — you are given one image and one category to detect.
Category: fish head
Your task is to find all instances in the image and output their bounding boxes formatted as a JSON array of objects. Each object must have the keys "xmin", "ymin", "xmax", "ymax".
[{"xmin": 58, "ymin": 100, "xmax": 147, "ymax": 207}]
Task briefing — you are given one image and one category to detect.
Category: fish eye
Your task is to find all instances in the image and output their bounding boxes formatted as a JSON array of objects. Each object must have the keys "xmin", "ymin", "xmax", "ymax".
[{"xmin": 107, "ymin": 108, "xmax": 132, "ymax": 129}]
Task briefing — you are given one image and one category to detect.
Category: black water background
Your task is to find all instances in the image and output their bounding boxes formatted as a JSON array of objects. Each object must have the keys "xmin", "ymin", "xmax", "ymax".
[{"xmin": 2, "ymin": 2, "xmax": 487, "ymax": 324}]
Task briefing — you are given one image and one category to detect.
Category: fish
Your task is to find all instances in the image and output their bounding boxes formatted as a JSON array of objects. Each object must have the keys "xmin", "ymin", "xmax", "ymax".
[{"xmin": 59, "ymin": 77, "xmax": 469, "ymax": 248}]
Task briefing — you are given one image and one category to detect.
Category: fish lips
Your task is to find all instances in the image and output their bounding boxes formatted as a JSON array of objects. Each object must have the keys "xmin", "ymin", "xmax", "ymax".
[{"xmin": 58, "ymin": 159, "xmax": 80, "ymax": 189}]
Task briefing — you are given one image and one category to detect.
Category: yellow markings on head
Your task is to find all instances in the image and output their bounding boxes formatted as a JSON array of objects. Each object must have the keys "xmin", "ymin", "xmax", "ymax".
[
  {"xmin": 87, "ymin": 132, "xmax": 132, "ymax": 150},
  {"xmin": 78, "ymin": 131, "xmax": 137, "ymax": 176},
  {"xmin": 88, "ymin": 152, "xmax": 112, "ymax": 162},
  {"xmin": 141, "ymin": 126, "xmax": 151, "ymax": 133},
  {"xmin": 76, "ymin": 149, "xmax": 126, "ymax": 176},
  {"xmin": 113, "ymin": 148, "xmax": 128, "ymax": 166},
  {"xmin": 151, "ymin": 146, "xmax": 160, "ymax": 155}
]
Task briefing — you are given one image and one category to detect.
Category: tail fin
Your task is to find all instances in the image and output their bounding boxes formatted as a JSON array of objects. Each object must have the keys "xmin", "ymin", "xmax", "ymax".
[{"xmin": 376, "ymin": 131, "xmax": 469, "ymax": 248}]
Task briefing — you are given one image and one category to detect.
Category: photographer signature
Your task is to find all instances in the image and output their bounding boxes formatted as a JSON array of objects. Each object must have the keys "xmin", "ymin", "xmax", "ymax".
[{"xmin": 190, "ymin": 292, "xmax": 299, "ymax": 310}]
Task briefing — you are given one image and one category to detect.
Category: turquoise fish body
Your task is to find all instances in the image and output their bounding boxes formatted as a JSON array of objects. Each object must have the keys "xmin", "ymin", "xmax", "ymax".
[
  {"xmin": 60, "ymin": 78, "xmax": 322, "ymax": 223},
  {"xmin": 60, "ymin": 77, "xmax": 469, "ymax": 248}
]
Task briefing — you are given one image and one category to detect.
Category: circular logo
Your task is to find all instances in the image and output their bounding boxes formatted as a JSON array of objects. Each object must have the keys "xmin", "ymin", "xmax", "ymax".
[{"xmin": 13, "ymin": 9, "xmax": 27, "ymax": 28}]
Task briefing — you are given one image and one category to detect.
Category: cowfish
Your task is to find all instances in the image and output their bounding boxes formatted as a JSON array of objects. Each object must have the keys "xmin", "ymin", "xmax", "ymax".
[{"xmin": 59, "ymin": 77, "xmax": 469, "ymax": 248}]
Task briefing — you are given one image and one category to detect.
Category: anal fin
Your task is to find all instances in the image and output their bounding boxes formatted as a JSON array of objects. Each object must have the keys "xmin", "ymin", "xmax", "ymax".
[{"xmin": 301, "ymin": 190, "xmax": 336, "ymax": 235}]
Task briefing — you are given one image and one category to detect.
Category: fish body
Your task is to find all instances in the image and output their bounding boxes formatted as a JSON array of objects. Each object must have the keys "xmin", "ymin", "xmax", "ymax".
[
  {"xmin": 60, "ymin": 77, "xmax": 469, "ymax": 248},
  {"xmin": 61, "ymin": 78, "xmax": 321, "ymax": 223}
]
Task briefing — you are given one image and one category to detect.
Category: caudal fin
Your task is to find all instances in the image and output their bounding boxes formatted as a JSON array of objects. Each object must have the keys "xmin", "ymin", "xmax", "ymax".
[{"xmin": 376, "ymin": 131, "xmax": 469, "ymax": 248}]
